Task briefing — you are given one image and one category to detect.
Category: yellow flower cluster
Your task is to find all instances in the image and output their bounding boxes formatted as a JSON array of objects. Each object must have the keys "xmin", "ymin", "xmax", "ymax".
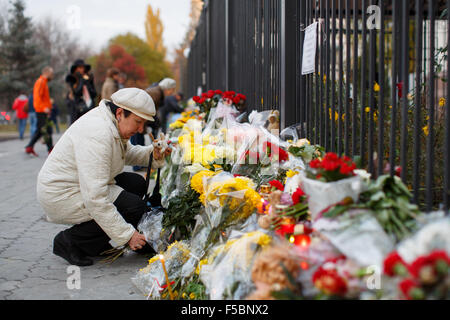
[
  {"xmin": 202, "ymin": 176, "xmax": 262, "ymax": 222},
  {"xmin": 179, "ymin": 131, "xmax": 217, "ymax": 167},
  {"xmin": 191, "ymin": 170, "xmax": 217, "ymax": 194},
  {"xmin": 169, "ymin": 110, "xmax": 200, "ymax": 130}
]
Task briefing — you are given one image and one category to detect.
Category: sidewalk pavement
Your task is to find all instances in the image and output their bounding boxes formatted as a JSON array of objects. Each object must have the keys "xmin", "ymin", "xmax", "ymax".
[{"xmin": 0, "ymin": 133, "xmax": 151, "ymax": 300}]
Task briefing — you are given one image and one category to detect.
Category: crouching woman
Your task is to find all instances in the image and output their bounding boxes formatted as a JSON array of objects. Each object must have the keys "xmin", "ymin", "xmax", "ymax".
[{"xmin": 37, "ymin": 88, "xmax": 169, "ymax": 266}]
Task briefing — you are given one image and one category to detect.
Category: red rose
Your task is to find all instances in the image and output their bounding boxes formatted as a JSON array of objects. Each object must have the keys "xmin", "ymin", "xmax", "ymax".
[
  {"xmin": 383, "ymin": 251, "xmax": 408, "ymax": 277},
  {"xmin": 214, "ymin": 90, "xmax": 223, "ymax": 95},
  {"xmin": 268, "ymin": 180, "xmax": 284, "ymax": 191},
  {"xmin": 201, "ymin": 92, "xmax": 208, "ymax": 98},
  {"xmin": 198, "ymin": 97, "xmax": 206, "ymax": 104},
  {"xmin": 193, "ymin": 96, "xmax": 201, "ymax": 103},
  {"xmin": 233, "ymin": 96, "xmax": 241, "ymax": 105},
  {"xmin": 292, "ymin": 187, "xmax": 305, "ymax": 205}
]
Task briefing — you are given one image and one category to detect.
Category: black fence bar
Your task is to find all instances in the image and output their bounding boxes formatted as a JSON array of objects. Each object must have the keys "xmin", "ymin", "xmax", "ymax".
[
  {"xmin": 337, "ymin": 0, "xmax": 343, "ymax": 156},
  {"xmin": 426, "ymin": 0, "xmax": 436, "ymax": 212},
  {"xmin": 377, "ymin": 0, "xmax": 385, "ymax": 178},
  {"xmin": 331, "ymin": 0, "xmax": 336, "ymax": 153},
  {"xmin": 360, "ymin": 0, "xmax": 367, "ymax": 167},
  {"xmin": 413, "ymin": 0, "xmax": 423, "ymax": 204},
  {"xmin": 446, "ymin": 0, "xmax": 450, "ymax": 211},
  {"xmin": 389, "ymin": 0, "xmax": 398, "ymax": 177},
  {"xmin": 368, "ymin": 0, "xmax": 376, "ymax": 175},
  {"xmin": 345, "ymin": 0, "xmax": 351, "ymax": 156},
  {"xmin": 186, "ymin": 0, "xmax": 449, "ymax": 212},
  {"xmin": 320, "ymin": 0, "xmax": 325, "ymax": 147},
  {"xmin": 325, "ymin": 0, "xmax": 330, "ymax": 151},
  {"xmin": 352, "ymin": 0, "xmax": 358, "ymax": 158},
  {"xmin": 400, "ymin": 0, "xmax": 410, "ymax": 183}
]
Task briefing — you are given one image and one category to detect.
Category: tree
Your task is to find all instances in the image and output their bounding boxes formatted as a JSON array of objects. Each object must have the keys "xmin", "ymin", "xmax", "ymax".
[
  {"xmin": 109, "ymin": 33, "xmax": 172, "ymax": 85},
  {"xmin": 144, "ymin": 4, "xmax": 166, "ymax": 58},
  {"xmin": 91, "ymin": 44, "xmax": 147, "ymax": 90},
  {"xmin": 0, "ymin": 0, "xmax": 47, "ymax": 110}
]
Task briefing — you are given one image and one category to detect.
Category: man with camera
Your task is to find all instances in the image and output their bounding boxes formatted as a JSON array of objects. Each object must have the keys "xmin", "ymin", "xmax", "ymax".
[{"xmin": 65, "ymin": 59, "xmax": 97, "ymax": 124}]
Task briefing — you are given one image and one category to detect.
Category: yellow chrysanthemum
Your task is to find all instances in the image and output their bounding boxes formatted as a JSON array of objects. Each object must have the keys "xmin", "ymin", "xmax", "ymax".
[
  {"xmin": 191, "ymin": 170, "xmax": 216, "ymax": 194},
  {"xmin": 439, "ymin": 97, "xmax": 446, "ymax": 107}
]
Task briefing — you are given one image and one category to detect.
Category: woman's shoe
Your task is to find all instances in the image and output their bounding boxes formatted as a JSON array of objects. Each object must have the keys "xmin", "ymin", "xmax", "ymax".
[{"xmin": 53, "ymin": 231, "xmax": 93, "ymax": 266}]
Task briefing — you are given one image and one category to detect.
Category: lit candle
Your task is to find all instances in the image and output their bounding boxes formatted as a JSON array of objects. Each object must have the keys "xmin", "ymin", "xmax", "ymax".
[{"xmin": 159, "ymin": 255, "xmax": 175, "ymax": 300}]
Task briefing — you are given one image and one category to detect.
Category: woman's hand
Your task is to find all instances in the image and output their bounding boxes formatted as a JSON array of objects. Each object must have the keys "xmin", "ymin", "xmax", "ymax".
[{"xmin": 128, "ymin": 231, "xmax": 147, "ymax": 251}]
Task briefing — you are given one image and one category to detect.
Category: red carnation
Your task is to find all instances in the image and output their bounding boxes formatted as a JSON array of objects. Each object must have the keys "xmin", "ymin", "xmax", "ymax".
[
  {"xmin": 292, "ymin": 187, "xmax": 305, "ymax": 205},
  {"xmin": 409, "ymin": 250, "xmax": 449, "ymax": 284},
  {"xmin": 383, "ymin": 251, "xmax": 408, "ymax": 277},
  {"xmin": 398, "ymin": 278, "xmax": 424, "ymax": 300},
  {"xmin": 309, "ymin": 159, "xmax": 321, "ymax": 169},
  {"xmin": 312, "ymin": 267, "xmax": 348, "ymax": 296},
  {"xmin": 275, "ymin": 223, "xmax": 295, "ymax": 237},
  {"xmin": 269, "ymin": 180, "xmax": 284, "ymax": 191}
]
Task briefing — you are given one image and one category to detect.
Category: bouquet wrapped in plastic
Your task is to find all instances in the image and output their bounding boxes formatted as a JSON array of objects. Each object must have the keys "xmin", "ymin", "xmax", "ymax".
[
  {"xmin": 199, "ymin": 230, "xmax": 273, "ymax": 300},
  {"xmin": 132, "ymin": 241, "xmax": 191, "ymax": 299},
  {"xmin": 137, "ymin": 208, "xmax": 171, "ymax": 253},
  {"xmin": 313, "ymin": 209, "xmax": 395, "ymax": 267}
]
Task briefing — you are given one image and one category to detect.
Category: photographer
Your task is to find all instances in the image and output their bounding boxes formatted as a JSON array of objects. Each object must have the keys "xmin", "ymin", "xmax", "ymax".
[{"xmin": 65, "ymin": 59, "xmax": 97, "ymax": 124}]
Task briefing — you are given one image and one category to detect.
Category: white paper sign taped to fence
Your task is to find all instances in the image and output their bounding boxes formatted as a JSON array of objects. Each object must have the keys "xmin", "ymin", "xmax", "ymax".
[{"xmin": 301, "ymin": 22, "xmax": 318, "ymax": 75}]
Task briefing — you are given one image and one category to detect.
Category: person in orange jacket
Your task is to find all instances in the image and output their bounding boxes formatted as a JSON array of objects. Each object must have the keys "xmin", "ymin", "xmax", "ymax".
[{"xmin": 25, "ymin": 66, "xmax": 54, "ymax": 156}]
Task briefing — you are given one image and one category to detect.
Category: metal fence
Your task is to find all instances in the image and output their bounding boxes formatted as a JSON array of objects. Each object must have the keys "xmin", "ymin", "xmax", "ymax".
[{"xmin": 186, "ymin": 0, "xmax": 449, "ymax": 213}]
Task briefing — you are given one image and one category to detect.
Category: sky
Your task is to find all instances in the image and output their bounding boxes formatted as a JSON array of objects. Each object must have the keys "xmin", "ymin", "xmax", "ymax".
[{"xmin": 19, "ymin": 0, "xmax": 191, "ymax": 61}]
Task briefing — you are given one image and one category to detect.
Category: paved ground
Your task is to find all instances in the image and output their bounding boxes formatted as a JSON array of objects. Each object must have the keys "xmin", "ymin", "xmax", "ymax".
[{"xmin": 0, "ymin": 132, "xmax": 154, "ymax": 300}]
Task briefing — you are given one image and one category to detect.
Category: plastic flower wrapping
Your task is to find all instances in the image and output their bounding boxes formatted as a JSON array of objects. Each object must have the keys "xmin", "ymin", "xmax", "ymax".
[
  {"xmin": 131, "ymin": 93, "xmax": 449, "ymax": 300},
  {"xmin": 199, "ymin": 230, "xmax": 273, "ymax": 299},
  {"xmin": 132, "ymin": 241, "xmax": 191, "ymax": 299}
]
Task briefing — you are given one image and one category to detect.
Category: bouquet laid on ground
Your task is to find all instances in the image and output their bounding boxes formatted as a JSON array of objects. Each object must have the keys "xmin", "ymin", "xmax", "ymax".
[{"xmin": 325, "ymin": 174, "xmax": 422, "ymax": 242}]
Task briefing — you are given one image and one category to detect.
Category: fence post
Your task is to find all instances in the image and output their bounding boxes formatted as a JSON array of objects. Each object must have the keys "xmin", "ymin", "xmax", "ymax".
[{"xmin": 280, "ymin": 0, "xmax": 298, "ymax": 130}]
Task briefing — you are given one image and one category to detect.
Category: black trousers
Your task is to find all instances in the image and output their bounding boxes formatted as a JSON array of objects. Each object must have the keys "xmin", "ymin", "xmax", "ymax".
[
  {"xmin": 26, "ymin": 112, "xmax": 53, "ymax": 151},
  {"xmin": 64, "ymin": 172, "xmax": 149, "ymax": 257}
]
